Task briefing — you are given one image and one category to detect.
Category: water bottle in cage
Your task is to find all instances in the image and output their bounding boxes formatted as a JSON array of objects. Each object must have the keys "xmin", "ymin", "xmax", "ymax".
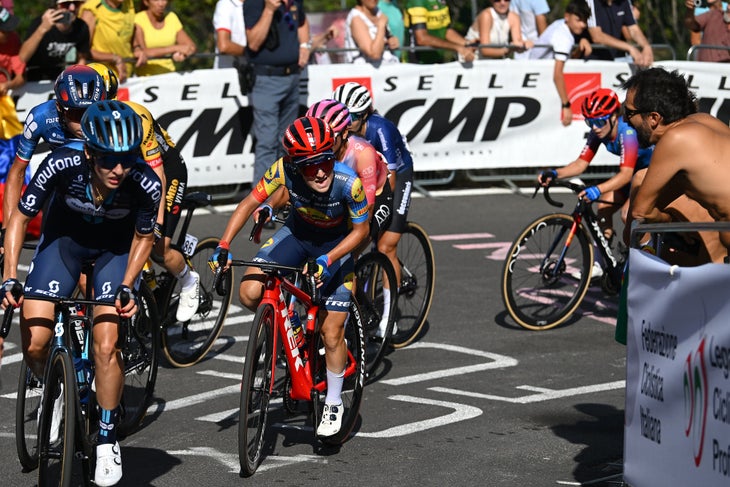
[
  {"xmin": 289, "ymin": 310, "xmax": 306, "ymax": 350},
  {"xmin": 71, "ymin": 316, "xmax": 92, "ymax": 404}
]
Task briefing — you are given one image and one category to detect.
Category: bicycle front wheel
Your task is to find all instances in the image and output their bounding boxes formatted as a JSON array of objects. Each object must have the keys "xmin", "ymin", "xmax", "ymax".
[
  {"xmin": 501, "ymin": 213, "xmax": 594, "ymax": 331},
  {"xmin": 37, "ymin": 352, "xmax": 77, "ymax": 487},
  {"xmin": 355, "ymin": 251, "xmax": 397, "ymax": 378},
  {"xmin": 238, "ymin": 303, "xmax": 275, "ymax": 477},
  {"xmin": 312, "ymin": 298, "xmax": 365, "ymax": 446},
  {"xmin": 119, "ymin": 282, "xmax": 160, "ymax": 436},
  {"xmin": 391, "ymin": 222, "xmax": 435, "ymax": 348},
  {"xmin": 16, "ymin": 358, "xmax": 42, "ymax": 471},
  {"xmin": 161, "ymin": 237, "xmax": 233, "ymax": 367}
]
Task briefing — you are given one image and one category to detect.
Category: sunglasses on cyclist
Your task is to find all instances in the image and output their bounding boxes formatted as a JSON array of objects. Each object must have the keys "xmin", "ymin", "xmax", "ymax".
[
  {"xmin": 584, "ymin": 115, "xmax": 611, "ymax": 129},
  {"xmin": 299, "ymin": 157, "xmax": 335, "ymax": 179},
  {"xmin": 92, "ymin": 152, "xmax": 138, "ymax": 170}
]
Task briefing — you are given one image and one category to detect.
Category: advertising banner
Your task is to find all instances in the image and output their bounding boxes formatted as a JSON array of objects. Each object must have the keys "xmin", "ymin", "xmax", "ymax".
[
  {"xmin": 625, "ymin": 248, "xmax": 730, "ymax": 486},
  {"xmin": 11, "ymin": 60, "xmax": 730, "ymax": 188}
]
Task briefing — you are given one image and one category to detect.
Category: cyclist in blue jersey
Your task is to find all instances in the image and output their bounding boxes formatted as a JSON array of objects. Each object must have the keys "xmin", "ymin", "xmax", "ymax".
[
  {"xmin": 2, "ymin": 100, "xmax": 161, "ymax": 487},
  {"xmin": 2, "ymin": 64, "xmax": 106, "ymax": 239},
  {"xmin": 538, "ymin": 88, "xmax": 654, "ymax": 246},
  {"xmin": 332, "ymin": 82, "xmax": 414, "ymax": 335},
  {"xmin": 210, "ymin": 116, "xmax": 369, "ymax": 438}
]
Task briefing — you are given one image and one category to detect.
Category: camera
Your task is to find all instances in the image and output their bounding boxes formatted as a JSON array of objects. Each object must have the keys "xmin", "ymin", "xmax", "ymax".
[
  {"xmin": 59, "ymin": 10, "xmax": 73, "ymax": 24},
  {"xmin": 694, "ymin": 0, "xmax": 708, "ymax": 8}
]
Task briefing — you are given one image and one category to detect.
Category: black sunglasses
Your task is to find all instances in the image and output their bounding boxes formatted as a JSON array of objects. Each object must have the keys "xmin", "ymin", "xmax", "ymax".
[
  {"xmin": 623, "ymin": 105, "xmax": 648, "ymax": 120},
  {"xmin": 93, "ymin": 152, "xmax": 138, "ymax": 170}
]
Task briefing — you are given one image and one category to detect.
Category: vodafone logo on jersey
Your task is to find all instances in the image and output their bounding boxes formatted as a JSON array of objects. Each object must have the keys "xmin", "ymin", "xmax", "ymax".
[{"xmin": 564, "ymin": 73, "xmax": 602, "ymax": 121}]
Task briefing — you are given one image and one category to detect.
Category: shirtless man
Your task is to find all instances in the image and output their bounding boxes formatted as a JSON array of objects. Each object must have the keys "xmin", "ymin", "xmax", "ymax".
[{"xmin": 622, "ymin": 67, "xmax": 730, "ymax": 255}]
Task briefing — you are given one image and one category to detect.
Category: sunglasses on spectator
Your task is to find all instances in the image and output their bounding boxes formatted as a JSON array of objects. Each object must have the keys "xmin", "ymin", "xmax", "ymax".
[
  {"xmin": 585, "ymin": 114, "xmax": 611, "ymax": 129},
  {"xmin": 622, "ymin": 104, "xmax": 648, "ymax": 120},
  {"xmin": 57, "ymin": 1, "xmax": 84, "ymax": 8},
  {"xmin": 300, "ymin": 157, "xmax": 335, "ymax": 179},
  {"xmin": 493, "ymin": 0, "xmax": 511, "ymax": 3},
  {"xmin": 93, "ymin": 152, "xmax": 138, "ymax": 170}
]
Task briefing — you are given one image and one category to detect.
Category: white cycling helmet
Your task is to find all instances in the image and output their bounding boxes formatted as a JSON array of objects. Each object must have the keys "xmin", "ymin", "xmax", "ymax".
[{"xmin": 332, "ymin": 82, "xmax": 372, "ymax": 114}]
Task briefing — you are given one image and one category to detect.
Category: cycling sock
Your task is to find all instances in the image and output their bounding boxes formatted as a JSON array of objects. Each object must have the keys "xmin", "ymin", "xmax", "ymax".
[
  {"xmin": 378, "ymin": 288, "xmax": 391, "ymax": 328},
  {"xmin": 177, "ymin": 265, "xmax": 195, "ymax": 289},
  {"xmin": 324, "ymin": 367, "xmax": 345, "ymax": 405},
  {"xmin": 98, "ymin": 406, "xmax": 120, "ymax": 445}
]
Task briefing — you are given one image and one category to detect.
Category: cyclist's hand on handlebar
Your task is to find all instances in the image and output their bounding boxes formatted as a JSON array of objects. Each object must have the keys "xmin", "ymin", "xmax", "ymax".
[
  {"xmin": 115, "ymin": 285, "xmax": 137, "ymax": 318},
  {"xmin": 253, "ymin": 204, "xmax": 273, "ymax": 225},
  {"xmin": 314, "ymin": 255, "xmax": 331, "ymax": 284},
  {"xmin": 208, "ymin": 243, "xmax": 232, "ymax": 272},
  {"xmin": 2, "ymin": 278, "xmax": 23, "ymax": 310},
  {"xmin": 581, "ymin": 185, "xmax": 601, "ymax": 202},
  {"xmin": 251, "ymin": 204, "xmax": 273, "ymax": 244},
  {"xmin": 538, "ymin": 169, "xmax": 558, "ymax": 186}
]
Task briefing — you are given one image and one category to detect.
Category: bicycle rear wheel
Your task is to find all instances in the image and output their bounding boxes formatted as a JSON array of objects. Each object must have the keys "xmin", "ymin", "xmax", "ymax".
[
  {"xmin": 355, "ymin": 251, "xmax": 397, "ymax": 378},
  {"xmin": 501, "ymin": 213, "xmax": 593, "ymax": 330},
  {"xmin": 16, "ymin": 358, "xmax": 42, "ymax": 471},
  {"xmin": 161, "ymin": 237, "xmax": 233, "ymax": 367},
  {"xmin": 238, "ymin": 303, "xmax": 275, "ymax": 477},
  {"xmin": 312, "ymin": 299, "xmax": 365, "ymax": 445},
  {"xmin": 37, "ymin": 352, "xmax": 77, "ymax": 487},
  {"xmin": 118, "ymin": 282, "xmax": 160, "ymax": 436},
  {"xmin": 391, "ymin": 222, "xmax": 435, "ymax": 348}
]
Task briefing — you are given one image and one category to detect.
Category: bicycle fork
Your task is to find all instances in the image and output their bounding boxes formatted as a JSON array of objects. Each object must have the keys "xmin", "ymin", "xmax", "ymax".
[{"xmin": 541, "ymin": 216, "xmax": 581, "ymax": 278}]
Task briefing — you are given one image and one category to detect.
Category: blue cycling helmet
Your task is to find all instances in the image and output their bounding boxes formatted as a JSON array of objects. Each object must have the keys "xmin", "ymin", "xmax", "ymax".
[
  {"xmin": 54, "ymin": 65, "xmax": 106, "ymax": 110},
  {"xmin": 81, "ymin": 100, "xmax": 143, "ymax": 153}
]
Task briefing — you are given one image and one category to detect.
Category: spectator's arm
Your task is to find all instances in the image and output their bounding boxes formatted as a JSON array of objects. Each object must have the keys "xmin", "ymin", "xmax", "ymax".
[
  {"xmin": 132, "ymin": 25, "xmax": 148, "ymax": 67},
  {"xmin": 473, "ymin": 11, "xmax": 507, "ymax": 58},
  {"xmin": 351, "ymin": 13, "xmax": 388, "ymax": 60},
  {"xmin": 443, "ymin": 28, "xmax": 475, "ymax": 62},
  {"xmin": 588, "ymin": 25, "xmax": 643, "ymax": 65},
  {"xmin": 684, "ymin": 0, "xmax": 701, "ymax": 31},
  {"xmin": 552, "ymin": 59, "xmax": 572, "ymax": 127},
  {"xmin": 246, "ymin": 0, "xmax": 279, "ymax": 52},
  {"xmin": 217, "ymin": 29, "xmax": 245, "ymax": 57},
  {"xmin": 536, "ymin": 13, "xmax": 548, "ymax": 36},
  {"xmin": 626, "ymin": 25, "xmax": 653, "ymax": 66},
  {"xmin": 19, "ymin": 9, "xmax": 60, "ymax": 63},
  {"xmin": 297, "ymin": 16, "xmax": 310, "ymax": 67}
]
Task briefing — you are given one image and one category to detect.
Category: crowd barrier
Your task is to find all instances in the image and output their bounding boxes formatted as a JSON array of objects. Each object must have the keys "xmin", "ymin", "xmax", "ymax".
[
  {"xmin": 626, "ymin": 222, "xmax": 730, "ymax": 486},
  {"xmin": 11, "ymin": 59, "xmax": 730, "ymax": 191}
]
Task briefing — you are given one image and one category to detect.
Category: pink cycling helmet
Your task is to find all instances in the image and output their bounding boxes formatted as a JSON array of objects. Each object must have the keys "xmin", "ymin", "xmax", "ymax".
[{"xmin": 306, "ymin": 99, "xmax": 351, "ymax": 134}]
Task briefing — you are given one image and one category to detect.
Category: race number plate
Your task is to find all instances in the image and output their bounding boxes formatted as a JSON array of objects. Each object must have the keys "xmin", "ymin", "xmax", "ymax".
[{"xmin": 182, "ymin": 234, "xmax": 198, "ymax": 257}]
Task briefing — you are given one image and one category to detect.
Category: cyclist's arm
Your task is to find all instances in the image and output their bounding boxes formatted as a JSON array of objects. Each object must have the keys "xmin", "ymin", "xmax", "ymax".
[
  {"xmin": 554, "ymin": 157, "xmax": 590, "ymax": 179},
  {"xmin": 220, "ymin": 192, "xmax": 261, "ymax": 245},
  {"xmin": 593, "ymin": 165, "xmax": 633, "ymax": 195},
  {"xmin": 2, "ymin": 156, "xmax": 28, "ymax": 231},
  {"xmin": 324, "ymin": 220, "xmax": 369, "ymax": 265},
  {"xmin": 123, "ymin": 230, "xmax": 155, "ymax": 289},
  {"xmin": 2, "ymin": 210, "xmax": 31, "ymax": 281},
  {"xmin": 151, "ymin": 163, "xmax": 167, "ymax": 226}
]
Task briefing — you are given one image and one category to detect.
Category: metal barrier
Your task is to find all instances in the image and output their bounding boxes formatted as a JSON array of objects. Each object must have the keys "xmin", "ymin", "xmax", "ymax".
[{"xmin": 686, "ymin": 43, "xmax": 730, "ymax": 61}]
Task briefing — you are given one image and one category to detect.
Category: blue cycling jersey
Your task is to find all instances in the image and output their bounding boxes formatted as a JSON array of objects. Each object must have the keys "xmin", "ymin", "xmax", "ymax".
[
  {"xmin": 253, "ymin": 158, "xmax": 369, "ymax": 240},
  {"xmin": 16, "ymin": 100, "xmax": 78, "ymax": 162},
  {"xmin": 19, "ymin": 142, "xmax": 161, "ymax": 251},
  {"xmin": 364, "ymin": 113, "xmax": 414, "ymax": 174},
  {"xmin": 581, "ymin": 116, "xmax": 654, "ymax": 172}
]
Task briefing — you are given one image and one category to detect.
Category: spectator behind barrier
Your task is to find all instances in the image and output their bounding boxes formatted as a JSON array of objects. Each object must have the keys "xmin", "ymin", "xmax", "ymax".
[
  {"xmin": 585, "ymin": 0, "xmax": 653, "ymax": 67},
  {"xmin": 510, "ymin": 0, "xmax": 549, "ymax": 59},
  {"xmin": 529, "ymin": 0, "xmax": 591, "ymax": 126},
  {"xmin": 378, "ymin": 0, "xmax": 405, "ymax": 60},
  {"xmin": 134, "ymin": 0, "xmax": 196, "ymax": 76},
  {"xmin": 344, "ymin": 0, "xmax": 400, "ymax": 66},
  {"xmin": 684, "ymin": 0, "xmax": 730, "ymax": 63},
  {"xmin": 404, "ymin": 0, "xmax": 475, "ymax": 63},
  {"xmin": 79, "ymin": 0, "xmax": 146, "ymax": 83},
  {"xmin": 20, "ymin": 1, "xmax": 90, "ymax": 82},
  {"xmin": 213, "ymin": 0, "xmax": 246, "ymax": 69},
  {"xmin": 464, "ymin": 0, "xmax": 532, "ymax": 59}
]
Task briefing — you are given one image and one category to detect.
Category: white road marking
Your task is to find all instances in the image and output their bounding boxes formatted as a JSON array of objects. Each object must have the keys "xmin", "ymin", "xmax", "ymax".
[
  {"xmin": 430, "ymin": 380, "xmax": 625, "ymax": 404},
  {"xmin": 147, "ymin": 384, "xmax": 240, "ymax": 414},
  {"xmin": 380, "ymin": 342, "xmax": 518, "ymax": 386},
  {"xmin": 357, "ymin": 395, "xmax": 482, "ymax": 438}
]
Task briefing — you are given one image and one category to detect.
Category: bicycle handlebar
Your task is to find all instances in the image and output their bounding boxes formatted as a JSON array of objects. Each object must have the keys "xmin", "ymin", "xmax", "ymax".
[
  {"xmin": 0, "ymin": 281, "xmax": 23, "ymax": 339},
  {"xmin": 218, "ymin": 258, "xmax": 320, "ymax": 303},
  {"xmin": 249, "ymin": 206, "xmax": 271, "ymax": 242}
]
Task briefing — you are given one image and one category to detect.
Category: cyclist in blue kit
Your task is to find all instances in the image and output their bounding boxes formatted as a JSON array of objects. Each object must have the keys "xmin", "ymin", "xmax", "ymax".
[
  {"xmin": 2, "ymin": 64, "xmax": 106, "ymax": 234},
  {"xmin": 332, "ymin": 82, "xmax": 414, "ymax": 334},
  {"xmin": 210, "ymin": 116, "xmax": 369, "ymax": 438},
  {"xmin": 2, "ymin": 100, "xmax": 161, "ymax": 487},
  {"xmin": 538, "ymin": 88, "xmax": 654, "ymax": 244}
]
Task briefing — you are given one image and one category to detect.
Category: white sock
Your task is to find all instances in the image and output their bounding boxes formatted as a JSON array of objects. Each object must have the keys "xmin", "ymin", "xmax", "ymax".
[
  {"xmin": 178, "ymin": 266, "xmax": 196, "ymax": 290},
  {"xmin": 325, "ymin": 367, "xmax": 345, "ymax": 405},
  {"xmin": 378, "ymin": 288, "xmax": 391, "ymax": 328}
]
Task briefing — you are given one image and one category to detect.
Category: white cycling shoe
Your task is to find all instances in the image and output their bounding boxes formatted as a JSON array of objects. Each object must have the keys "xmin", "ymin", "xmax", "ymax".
[
  {"xmin": 176, "ymin": 271, "xmax": 200, "ymax": 322},
  {"xmin": 95, "ymin": 441, "xmax": 123, "ymax": 486},
  {"xmin": 317, "ymin": 403, "xmax": 343, "ymax": 437}
]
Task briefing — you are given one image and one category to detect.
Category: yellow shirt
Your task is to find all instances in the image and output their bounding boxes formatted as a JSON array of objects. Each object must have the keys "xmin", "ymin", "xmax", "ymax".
[
  {"xmin": 134, "ymin": 11, "xmax": 183, "ymax": 76},
  {"xmin": 80, "ymin": 0, "xmax": 136, "ymax": 77}
]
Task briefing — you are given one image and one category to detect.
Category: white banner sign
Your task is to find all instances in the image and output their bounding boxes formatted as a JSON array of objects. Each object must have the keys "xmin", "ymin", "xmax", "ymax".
[
  {"xmin": 11, "ymin": 60, "xmax": 730, "ymax": 188},
  {"xmin": 625, "ymin": 249, "xmax": 730, "ymax": 486}
]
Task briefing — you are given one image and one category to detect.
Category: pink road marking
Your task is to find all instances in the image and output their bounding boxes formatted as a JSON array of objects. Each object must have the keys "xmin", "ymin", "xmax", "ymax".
[{"xmin": 430, "ymin": 233, "xmax": 494, "ymax": 241}]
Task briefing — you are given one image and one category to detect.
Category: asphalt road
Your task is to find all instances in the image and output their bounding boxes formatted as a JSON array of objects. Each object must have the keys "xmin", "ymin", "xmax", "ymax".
[{"xmin": 0, "ymin": 188, "xmax": 627, "ymax": 487}]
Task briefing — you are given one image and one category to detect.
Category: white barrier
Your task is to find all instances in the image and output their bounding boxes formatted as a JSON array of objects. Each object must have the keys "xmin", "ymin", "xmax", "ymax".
[
  {"xmin": 625, "ymin": 248, "xmax": 730, "ymax": 486},
  {"xmin": 12, "ymin": 60, "xmax": 730, "ymax": 188}
]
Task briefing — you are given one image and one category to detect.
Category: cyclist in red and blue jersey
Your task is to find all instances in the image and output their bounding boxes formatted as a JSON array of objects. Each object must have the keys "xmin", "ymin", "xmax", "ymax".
[
  {"xmin": 2, "ymin": 100, "xmax": 161, "ymax": 487},
  {"xmin": 333, "ymin": 82, "xmax": 414, "ymax": 334},
  {"xmin": 538, "ymin": 88, "xmax": 654, "ymax": 243},
  {"xmin": 210, "ymin": 116, "xmax": 369, "ymax": 438},
  {"xmin": 2, "ymin": 64, "xmax": 106, "ymax": 239}
]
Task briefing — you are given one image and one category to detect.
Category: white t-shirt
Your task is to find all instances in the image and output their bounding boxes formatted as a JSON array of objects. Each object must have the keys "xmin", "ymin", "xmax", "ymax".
[
  {"xmin": 213, "ymin": 0, "xmax": 246, "ymax": 69},
  {"xmin": 344, "ymin": 8, "xmax": 399, "ymax": 66},
  {"xmin": 529, "ymin": 19, "xmax": 573, "ymax": 61}
]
